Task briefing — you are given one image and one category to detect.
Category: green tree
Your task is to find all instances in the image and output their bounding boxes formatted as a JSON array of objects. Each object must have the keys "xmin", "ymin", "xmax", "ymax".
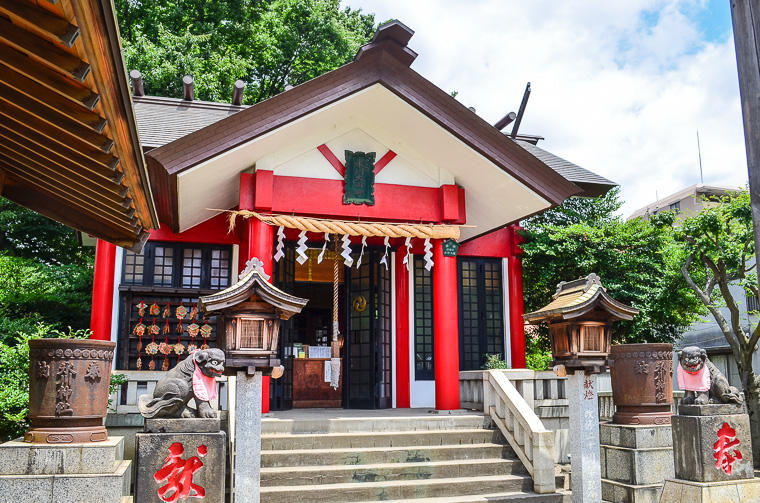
[
  {"xmin": 116, "ymin": 0, "xmax": 376, "ymax": 104},
  {"xmin": 521, "ymin": 190, "xmax": 704, "ymax": 345},
  {"xmin": 676, "ymin": 189, "xmax": 760, "ymax": 467},
  {"xmin": 0, "ymin": 199, "xmax": 93, "ymax": 343}
]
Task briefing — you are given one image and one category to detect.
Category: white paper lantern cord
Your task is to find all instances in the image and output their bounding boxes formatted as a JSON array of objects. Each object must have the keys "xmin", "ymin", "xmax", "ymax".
[
  {"xmin": 296, "ymin": 230, "xmax": 308, "ymax": 265},
  {"xmin": 402, "ymin": 237, "xmax": 412, "ymax": 271},
  {"xmin": 273, "ymin": 225, "xmax": 285, "ymax": 262},
  {"xmin": 356, "ymin": 236, "xmax": 367, "ymax": 267},
  {"xmin": 379, "ymin": 236, "xmax": 390, "ymax": 270},
  {"xmin": 423, "ymin": 238, "xmax": 434, "ymax": 271},
  {"xmin": 341, "ymin": 234, "xmax": 354, "ymax": 267},
  {"xmin": 317, "ymin": 232, "xmax": 329, "ymax": 264}
]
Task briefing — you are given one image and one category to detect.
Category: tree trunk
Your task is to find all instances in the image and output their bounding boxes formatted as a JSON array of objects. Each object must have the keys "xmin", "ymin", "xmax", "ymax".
[{"xmin": 739, "ymin": 360, "xmax": 760, "ymax": 469}]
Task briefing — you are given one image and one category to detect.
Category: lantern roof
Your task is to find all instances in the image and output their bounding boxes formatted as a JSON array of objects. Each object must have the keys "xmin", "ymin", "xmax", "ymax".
[
  {"xmin": 523, "ymin": 273, "xmax": 639, "ymax": 323},
  {"xmin": 198, "ymin": 266, "xmax": 308, "ymax": 319}
]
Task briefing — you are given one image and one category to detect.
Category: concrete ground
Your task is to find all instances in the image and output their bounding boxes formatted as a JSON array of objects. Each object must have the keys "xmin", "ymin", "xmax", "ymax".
[{"xmin": 264, "ymin": 408, "xmax": 479, "ymax": 419}]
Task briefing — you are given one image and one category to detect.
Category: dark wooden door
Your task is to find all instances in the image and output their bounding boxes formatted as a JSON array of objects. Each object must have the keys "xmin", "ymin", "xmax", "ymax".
[
  {"xmin": 344, "ymin": 248, "xmax": 392, "ymax": 409},
  {"xmin": 271, "ymin": 245, "xmax": 295, "ymax": 410}
]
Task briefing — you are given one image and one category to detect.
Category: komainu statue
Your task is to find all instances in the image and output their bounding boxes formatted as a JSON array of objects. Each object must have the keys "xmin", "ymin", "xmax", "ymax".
[
  {"xmin": 676, "ymin": 346, "xmax": 743, "ymax": 406},
  {"xmin": 138, "ymin": 348, "xmax": 225, "ymax": 419}
]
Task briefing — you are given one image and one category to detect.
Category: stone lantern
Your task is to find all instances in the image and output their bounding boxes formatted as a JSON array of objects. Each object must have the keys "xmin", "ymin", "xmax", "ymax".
[
  {"xmin": 524, "ymin": 273, "xmax": 639, "ymax": 503},
  {"xmin": 199, "ymin": 263, "xmax": 308, "ymax": 374},
  {"xmin": 523, "ymin": 273, "xmax": 638, "ymax": 374}
]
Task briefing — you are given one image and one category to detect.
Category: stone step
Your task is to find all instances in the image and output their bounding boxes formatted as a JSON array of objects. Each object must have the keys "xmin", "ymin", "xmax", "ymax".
[
  {"xmin": 262, "ymin": 414, "xmax": 491, "ymax": 434},
  {"xmin": 262, "ymin": 429, "xmax": 502, "ymax": 450},
  {"xmin": 381, "ymin": 492, "xmax": 567, "ymax": 502},
  {"xmin": 261, "ymin": 458, "xmax": 524, "ymax": 486},
  {"xmin": 0, "ymin": 436, "xmax": 125, "ymax": 475},
  {"xmin": 262, "ymin": 443, "xmax": 514, "ymax": 467},
  {"xmin": 259, "ymin": 474, "xmax": 534, "ymax": 503},
  {"xmin": 0, "ymin": 458, "xmax": 131, "ymax": 503}
]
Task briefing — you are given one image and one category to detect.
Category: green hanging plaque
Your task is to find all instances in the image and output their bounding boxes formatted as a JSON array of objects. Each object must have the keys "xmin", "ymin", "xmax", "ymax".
[
  {"xmin": 442, "ymin": 239, "xmax": 460, "ymax": 257},
  {"xmin": 343, "ymin": 150, "xmax": 376, "ymax": 206}
]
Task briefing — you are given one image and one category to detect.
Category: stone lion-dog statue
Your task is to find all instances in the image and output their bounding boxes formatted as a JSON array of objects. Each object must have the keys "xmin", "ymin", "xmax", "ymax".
[{"xmin": 138, "ymin": 348, "xmax": 225, "ymax": 419}]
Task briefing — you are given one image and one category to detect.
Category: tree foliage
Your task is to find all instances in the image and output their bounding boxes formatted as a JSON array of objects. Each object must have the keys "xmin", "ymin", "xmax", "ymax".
[
  {"xmin": 521, "ymin": 189, "xmax": 704, "ymax": 345},
  {"xmin": 116, "ymin": 0, "xmax": 376, "ymax": 103},
  {"xmin": 0, "ymin": 199, "xmax": 93, "ymax": 344},
  {"xmin": 675, "ymin": 189, "xmax": 760, "ymax": 466}
]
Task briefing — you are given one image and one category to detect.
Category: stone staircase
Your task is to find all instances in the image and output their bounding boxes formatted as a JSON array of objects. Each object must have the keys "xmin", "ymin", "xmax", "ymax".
[{"xmin": 260, "ymin": 411, "xmax": 564, "ymax": 503}]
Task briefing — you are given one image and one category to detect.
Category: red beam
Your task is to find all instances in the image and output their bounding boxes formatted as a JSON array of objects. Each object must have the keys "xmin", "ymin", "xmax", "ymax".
[
  {"xmin": 90, "ymin": 239, "xmax": 115, "ymax": 340},
  {"xmin": 254, "ymin": 170, "xmax": 274, "ymax": 211},
  {"xmin": 271, "ymin": 175, "xmax": 443, "ymax": 222},
  {"xmin": 395, "ymin": 248, "xmax": 410, "ymax": 408},
  {"xmin": 317, "ymin": 144, "xmax": 345, "ymax": 177},
  {"xmin": 374, "ymin": 150, "xmax": 397, "ymax": 174},
  {"xmin": 149, "ymin": 213, "xmax": 238, "ymax": 245}
]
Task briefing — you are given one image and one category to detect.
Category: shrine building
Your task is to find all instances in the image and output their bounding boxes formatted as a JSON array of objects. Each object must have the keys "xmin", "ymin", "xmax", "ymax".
[{"xmin": 90, "ymin": 21, "xmax": 614, "ymax": 412}]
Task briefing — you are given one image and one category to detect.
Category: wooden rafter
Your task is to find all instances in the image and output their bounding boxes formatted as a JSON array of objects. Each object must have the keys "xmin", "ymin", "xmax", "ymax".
[{"xmin": 0, "ymin": 0, "xmax": 157, "ymax": 251}]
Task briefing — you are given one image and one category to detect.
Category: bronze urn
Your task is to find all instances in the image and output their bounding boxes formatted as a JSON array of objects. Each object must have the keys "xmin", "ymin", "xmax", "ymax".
[
  {"xmin": 609, "ymin": 343, "xmax": 673, "ymax": 424},
  {"xmin": 26, "ymin": 338, "xmax": 115, "ymax": 443}
]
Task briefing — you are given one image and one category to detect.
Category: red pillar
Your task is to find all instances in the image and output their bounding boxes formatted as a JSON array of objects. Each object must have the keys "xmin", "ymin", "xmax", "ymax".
[
  {"xmin": 90, "ymin": 239, "xmax": 116, "ymax": 340},
  {"xmin": 507, "ymin": 225, "xmax": 526, "ymax": 368},
  {"xmin": 395, "ymin": 248, "xmax": 410, "ymax": 408},
  {"xmin": 433, "ymin": 239, "xmax": 460, "ymax": 410},
  {"xmin": 241, "ymin": 172, "xmax": 274, "ymax": 412}
]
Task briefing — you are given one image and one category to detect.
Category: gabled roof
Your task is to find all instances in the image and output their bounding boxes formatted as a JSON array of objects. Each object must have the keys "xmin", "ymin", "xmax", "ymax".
[
  {"xmin": 198, "ymin": 268, "xmax": 308, "ymax": 319},
  {"xmin": 523, "ymin": 273, "xmax": 639, "ymax": 322},
  {"xmin": 134, "ymin": 96, "xmax": 247, "ymax": 149},
  {"xmin": 515, "ymin": 140, "xmax": 616, "ymax": 197},
  {"xmin": 145, "ymin": 21, "xmax": 582, "ymax": 232},
  {"xmin": 0, "ymin": 0, "xmax": 157, "ymax": 251}
]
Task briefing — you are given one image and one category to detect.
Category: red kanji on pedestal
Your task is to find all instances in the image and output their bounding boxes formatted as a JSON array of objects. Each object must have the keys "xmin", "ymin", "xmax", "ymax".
[
  {"xmin": 154, "ymin": 442, "xmax": 208, "ymax": 502},
  {"xmin": 714, "ymin": 422, "xmax": 743, "ymax": 475},
  {"xmin": 583, "ymin": 376, "xmax": 595, "ymax": 400}
]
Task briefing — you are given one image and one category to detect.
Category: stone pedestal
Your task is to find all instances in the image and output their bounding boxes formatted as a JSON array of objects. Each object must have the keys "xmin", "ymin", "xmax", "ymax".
[
  {"xmin": 600, "ymin": 422, "xmax": 674, "ymax": 503},
  {"xmin": 660, "ymin": 404, "xmax": 759, "ymax": 502},
  {"xmin": 672, "ymin": 405, "xmax": 753, "ymax": 482},
  {"xmin": 0, "ymin": 436, "xmax": 131, "ymax": 502},
  {"xmin": 233, "ymin": 370, "xmax": 262, "ymax": 503},
  {"xmin": 568, "ymin": 371, "xmax": 602, "ymax": 503},
  {"xmin": 135, "ymin": 418, "xmax": 226, "ymax": 503}
]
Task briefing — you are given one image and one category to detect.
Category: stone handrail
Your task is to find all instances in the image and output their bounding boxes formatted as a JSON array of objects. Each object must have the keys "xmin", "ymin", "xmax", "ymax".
[
  {"xmin": 109, "ymin": 370, "xmax": 228, "ymax": 414},
  {"xmin": 482, "ymin": 370, "xmax": 556, "ymax": 494},
  {"xmin": 597, "ymin": 390, "xmax": 685, "ymax": 421}
]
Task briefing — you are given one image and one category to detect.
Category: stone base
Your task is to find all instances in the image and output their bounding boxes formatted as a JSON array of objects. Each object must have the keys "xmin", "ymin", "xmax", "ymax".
[
  {"xmin": 23, "ymin": 424, "xmax": 108, "ymax": 444},
  {"xmin": 135, "ymin": 430, "xmax": 226, "ymax": 503},
  {"xmin": 659, "ymin": 477, "xmax": 760, "ymax": 502},
  {"xmin": 144, "ymin": 417, "xmax": 221, "ymax": 433},
  {"xmin": 600, "ymin": 422, "xmax": 674, "ymax": 502},
  {"xmin": 672, "ymin": 412, "xmax": 754, "ymax": 482},
  {"xmin": 0, "ymin": 436, "xmax": 131, "ymax": 503}
]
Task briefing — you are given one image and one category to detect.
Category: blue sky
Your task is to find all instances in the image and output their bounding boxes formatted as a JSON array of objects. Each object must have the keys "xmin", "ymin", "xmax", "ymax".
[{"xmin": 343, "ymin": 0, "xmax": 748, "ymax": 217}]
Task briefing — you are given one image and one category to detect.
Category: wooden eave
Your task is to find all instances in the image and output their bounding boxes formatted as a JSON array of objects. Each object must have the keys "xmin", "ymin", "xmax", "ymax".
[
  {"xmin": 198, "ymin": 269, "xmax": 308, "ymax": 320},
  {"xmin": 146, "ymin": 21, "xmax": 581, "ymax": 232},
  {"xmin": 0, "ymin": 0, "xmax": 157, "ymax": 251}
]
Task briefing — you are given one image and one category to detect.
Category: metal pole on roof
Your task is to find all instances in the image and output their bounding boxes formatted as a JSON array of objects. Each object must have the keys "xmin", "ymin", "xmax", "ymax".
[
  {"xmin": 696, "ymin": 130, "xmax": 704, "ymax": 184},
  {"xmin": 510, "ymin": 82, "xmax": 531, "ymax": 139}
]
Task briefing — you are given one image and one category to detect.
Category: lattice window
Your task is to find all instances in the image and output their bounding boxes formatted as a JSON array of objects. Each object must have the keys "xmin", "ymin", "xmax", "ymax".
[
  {"xmin": 153, "ymin": 246, "xmax": 174, "ymax": 286},
  {"xmin": 210, "ymin": 249, "xmax": 231, "ymax": 288},
  {"xmin": 414, "ymin": 256, "xmax": 434, "ymax": 380},
  {"xmin": 239, "ymin": 318, "xmax": 264, "ymax": 348},
  {"xmin": 182, "ymin": 248, "xmax": 203, "ymax": 288},
  {"xmin": 458, "ymin": 258, "xmax": 504, "ymax": 370},
  {"xmin": 123, "ymin": 250, "xmax": 144, "ymax": 284}
]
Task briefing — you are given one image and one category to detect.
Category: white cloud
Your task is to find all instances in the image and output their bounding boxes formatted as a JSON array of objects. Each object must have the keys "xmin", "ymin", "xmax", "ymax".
[{"xmin": 343, "ymin": 0, "xmax": 747, "ymax": 216}]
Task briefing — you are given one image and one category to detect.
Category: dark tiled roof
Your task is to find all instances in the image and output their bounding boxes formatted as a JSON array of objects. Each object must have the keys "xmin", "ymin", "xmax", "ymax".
[
  {"xmin": 134, "ymin": 96, "xmax": 248, "ymax": 148},
  {"xmin": 516, "ymin": 139, "xmax": 616, "ymax": 197}
]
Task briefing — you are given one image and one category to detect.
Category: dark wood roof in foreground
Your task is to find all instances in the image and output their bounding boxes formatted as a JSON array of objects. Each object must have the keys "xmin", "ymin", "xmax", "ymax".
[
  {"xmin": 0, "ymin": 0, "xmax": 157, "ymax": 251},
  {"xmin": 146, "ymin": 21, "xmax": 582, "ymax": 230}
]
